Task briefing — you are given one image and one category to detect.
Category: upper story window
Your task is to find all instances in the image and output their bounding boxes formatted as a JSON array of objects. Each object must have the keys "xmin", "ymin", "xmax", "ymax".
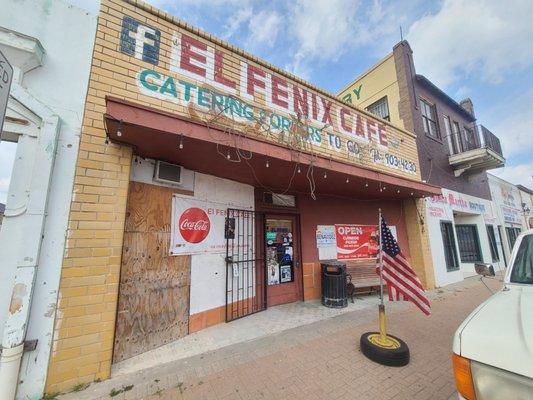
[
  {"xmin": 420, "ymin": 98, "xmax": 439, "ymax": 138},
  {"xmin": 463, "ymin": 126, "xmax": 477, "ymax": 151},
  {"xmin": 452, "ymin": 121, "xmax": 463, "ymax": 152},
  {"xmin": 443, "ymin": 115, "xmax": 458, "ymax": 154},
  {"xmin": 366, "ymin": 97, "xmax": 390, "ymax": 121}
]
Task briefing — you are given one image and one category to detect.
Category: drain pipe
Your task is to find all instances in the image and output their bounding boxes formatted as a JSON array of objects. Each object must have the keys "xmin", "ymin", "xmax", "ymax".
[{"xmin": 0, "ymin": 103, "xmax": 60, "ymax": 400}]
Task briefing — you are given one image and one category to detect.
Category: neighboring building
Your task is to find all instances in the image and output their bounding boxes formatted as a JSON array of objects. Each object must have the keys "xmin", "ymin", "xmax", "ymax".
[
  {"xmin": 487, "ymin": 174, "xmax": 526, "ymax": 265},
  {"xmin": 339, "ymin": 41, "xmax": 506, "ymax": 286},
  {"xmin": 0, "ymin": 203, "xmax": 4, "ymax": 226},
  {"xmin": 44, "ymin": 0, "xmax": 440, "ymax": 393},
  {"xmin": 517, "ymin": 184, "xmax": 533, "ymax": 230},
  {"xmin": 0, "ymin": 1, "xmax": 97, "ymax": 399}
]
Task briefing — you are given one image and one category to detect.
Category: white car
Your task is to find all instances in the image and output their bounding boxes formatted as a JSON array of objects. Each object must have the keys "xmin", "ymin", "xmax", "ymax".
[{"xmin": 452, "ymin": 229, "xmax": 533, "ymax": 400}]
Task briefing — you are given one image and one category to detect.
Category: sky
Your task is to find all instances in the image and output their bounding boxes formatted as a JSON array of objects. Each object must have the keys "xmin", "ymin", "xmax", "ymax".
[{"xmin": 1, "ymin": 0, "xmax": 532, "ymax": 203}]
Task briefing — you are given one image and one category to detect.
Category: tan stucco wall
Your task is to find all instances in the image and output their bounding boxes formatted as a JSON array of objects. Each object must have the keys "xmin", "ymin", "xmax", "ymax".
[{"xmin": 338, "ymin": 54, "xmax": 404, "ymax": 129}]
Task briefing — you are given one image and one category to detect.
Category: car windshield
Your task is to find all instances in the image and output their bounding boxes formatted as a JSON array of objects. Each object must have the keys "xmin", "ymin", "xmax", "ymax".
[{"xmin": 510, "ymin": 234, "xmax": 533, "ymax": 284}]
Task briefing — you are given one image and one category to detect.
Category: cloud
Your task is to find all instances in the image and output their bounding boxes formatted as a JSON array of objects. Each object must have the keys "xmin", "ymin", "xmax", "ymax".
[
  {"xmin": 491, "ymin": 163, "xmax": 533, "ymax": 188},
  {"xmin": 407, "ymin": 0, "xmax": 533, "ymax": 87},
  {"xmin": 247, "ymin": 10, "xmax": 282, "ymax": 47},
  {"xmin": 222, "ymin": 7, "xmax": 253, "ymax": 40},
  {"xmin": 284, "ymin": 0, "xmax": 412, "ymax": 80},
  {"xmin": 482, "ymin": 88, "xmax": 533, "ymax": 187}
]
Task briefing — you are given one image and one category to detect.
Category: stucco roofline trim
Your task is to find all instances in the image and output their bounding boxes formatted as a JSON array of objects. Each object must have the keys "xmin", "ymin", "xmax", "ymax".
[{"xmin": 517, "ymin": 185, "xmax": 533, "ymax": 195}]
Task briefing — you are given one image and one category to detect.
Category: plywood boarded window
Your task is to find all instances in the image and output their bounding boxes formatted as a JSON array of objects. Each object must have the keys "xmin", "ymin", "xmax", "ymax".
[{"xmin": 113, "ymin": 181, "xmax": 191, "ymax": 363}]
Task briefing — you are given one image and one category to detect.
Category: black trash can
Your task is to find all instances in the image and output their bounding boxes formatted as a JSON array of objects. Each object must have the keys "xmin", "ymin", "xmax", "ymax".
[{"xmin": 321, "ymin": 261, "xmax": 348, "ymax": 308}]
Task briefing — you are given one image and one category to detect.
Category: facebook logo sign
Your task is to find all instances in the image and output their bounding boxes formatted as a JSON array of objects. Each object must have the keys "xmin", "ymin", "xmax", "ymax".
[{"xmin": 120, "ymin": 16, "xmax": 161, "ymax": 65}]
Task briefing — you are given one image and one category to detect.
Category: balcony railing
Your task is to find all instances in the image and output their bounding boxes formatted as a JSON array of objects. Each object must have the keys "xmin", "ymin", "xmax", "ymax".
[
  {"xmin": 447, "ymin": 124, "xmax": 505, "ymax": 176},
  {"xmin": 478, "ymin": 125, "xmax": 503, "ymax": 156},
  {"xmin": 448, "ymin": 124, "xmax": 503, "ymax": 157}
]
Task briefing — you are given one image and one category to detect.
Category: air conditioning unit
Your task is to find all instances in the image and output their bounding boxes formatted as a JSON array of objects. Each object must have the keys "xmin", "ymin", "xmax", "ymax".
[
  {"xmin": 154, "ymin": 161, "xmax": 182, "ymax": 185},
  {"xmin": 263, "ymin": 192, "xmax": 296, "ymax": 207}
]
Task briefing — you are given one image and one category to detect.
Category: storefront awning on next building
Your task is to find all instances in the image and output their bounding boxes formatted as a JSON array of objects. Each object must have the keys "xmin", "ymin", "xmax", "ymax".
[{"xmin": 104, "ymin": 96, "xmax": 440, "ymax": 200}]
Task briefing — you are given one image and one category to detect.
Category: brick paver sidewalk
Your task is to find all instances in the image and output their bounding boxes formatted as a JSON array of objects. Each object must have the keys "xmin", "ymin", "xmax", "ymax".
[{"xmin": 62, "ymin": 276, "xmax": 500, "ymax": 400}]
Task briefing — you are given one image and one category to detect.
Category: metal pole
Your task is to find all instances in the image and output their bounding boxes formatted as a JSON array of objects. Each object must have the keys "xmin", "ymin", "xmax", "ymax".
[
  {"xmin": 377, "ymin": 208, "xmax": 387, "ymax": 340},
  {"xmin": 378, "ymin": 208, "xmax": 384, "ymax": 306}
]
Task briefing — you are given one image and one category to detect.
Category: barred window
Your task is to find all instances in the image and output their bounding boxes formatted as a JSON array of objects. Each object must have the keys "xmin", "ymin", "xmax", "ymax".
[
  {"xmin": 441, "ymin": 221, "xmax": 459, "ymax": 271},
  {"xmin": 366, "ymin": 97, "xmax": 390, "ymax": 121},
  {"xmin": 456, "ymin": 224, "xmax": 483, "ymax": 263},
  {"xmin": 506, "ymin": 227, "xmax": 522, "ymax": 250},
  {"xmin": 486, "ymin": 225, "xmax": 500, "ymax": 262}
]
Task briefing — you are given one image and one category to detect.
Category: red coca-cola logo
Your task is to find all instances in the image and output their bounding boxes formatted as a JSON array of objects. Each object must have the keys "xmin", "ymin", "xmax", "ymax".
[{"xmin": 179, "ymin": 207, "xmax": 210, "ymax": 243}]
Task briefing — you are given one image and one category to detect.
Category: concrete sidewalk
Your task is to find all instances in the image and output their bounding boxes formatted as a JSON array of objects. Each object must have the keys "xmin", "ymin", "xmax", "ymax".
[{"xmin": 58, "ymin": 276, "xmax": 501, "ymax": 400}]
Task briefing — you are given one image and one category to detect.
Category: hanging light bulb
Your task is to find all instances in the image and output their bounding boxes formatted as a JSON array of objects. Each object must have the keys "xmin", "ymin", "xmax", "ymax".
[
  {"xmin": 297, "ymin": 165, "xmax": 301, "ymax": 173},
  {"xmin": 266, "ymin": 159, "xmax": 270, "ymax": 168},
  {"xmin": 410, "ymin": 192, "xmax": 414, "ymax": 196},
  {"xmin": 397, "ymin": 189, "xmax": 400, "ymax": 194},
  {"xmin": 383, "ymin": 185, "xmax": 387, "ymax": 190},
  {"xmin": 226, "ymin": 150, "xmax": 231, "ymax": 160},
  {"xmin": 117, "ymin": 120, "xmax": 123, "ymax": 137},
  {"xmin": 365, "ymin": 182, "xmax": 369, "ymax": 188},
  {"xmin": 346, "ymin": 177, "xmax": 350, "ymax": 183},
  {"xmin": 323, "ymin": 170, "xmax": 327, "ymax": 179},
  {"xmin": 179, "ymin": 135, "xmax": 184, "ymax": 149}
]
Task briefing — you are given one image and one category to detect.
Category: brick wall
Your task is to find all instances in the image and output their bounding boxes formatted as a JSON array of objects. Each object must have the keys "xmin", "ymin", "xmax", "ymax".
[
  {"xmin": 393, "ymin": 41, "xmax": 491, "ymax": 201},
  {"xmin": 46, "ymin": 0, "xmax": 428, "ymax": 393}
]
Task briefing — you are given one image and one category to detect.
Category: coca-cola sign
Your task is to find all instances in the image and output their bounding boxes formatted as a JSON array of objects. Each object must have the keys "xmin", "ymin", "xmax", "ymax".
[
  {"xmin": 178, "ymin": 207, "xmax": 210, "ymax": 243},
  {"xmin": 172, "ymin": 195, "xmax": 248, "ymax": 255}
]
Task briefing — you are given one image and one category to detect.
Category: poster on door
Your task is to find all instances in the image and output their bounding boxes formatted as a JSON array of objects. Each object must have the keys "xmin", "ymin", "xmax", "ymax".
[
  {"xmin": 335, "ymin": 224, "xmax": 380, "ymax": 260},
  {"xmin": 171, "ymin": 195, "xmax": 249, "ymax": 255}
]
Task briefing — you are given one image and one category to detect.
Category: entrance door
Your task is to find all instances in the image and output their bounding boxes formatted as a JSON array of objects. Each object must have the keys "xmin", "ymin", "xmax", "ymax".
[
  {"xmin": 114, "ymin": 182, "xmax": 191, "ymax": 363},
  {"xmin": 225, "ymin": 209, "xmax": 266, "ymax": 322},
  {"xmin": 265, "ymin": 216, "xmax": 302, "ymax": 307}
]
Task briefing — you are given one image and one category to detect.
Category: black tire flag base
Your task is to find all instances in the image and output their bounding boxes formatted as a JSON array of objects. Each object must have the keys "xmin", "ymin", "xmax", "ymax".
[{"xmin": 360, "ymin": 331, "xmax": 410, "ymax": 367}]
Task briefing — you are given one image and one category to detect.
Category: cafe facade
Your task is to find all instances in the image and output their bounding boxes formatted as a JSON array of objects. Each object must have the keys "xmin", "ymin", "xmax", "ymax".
[{"xmin": 44, "ymin": 0, "xmax": 440, "ymax": 393}]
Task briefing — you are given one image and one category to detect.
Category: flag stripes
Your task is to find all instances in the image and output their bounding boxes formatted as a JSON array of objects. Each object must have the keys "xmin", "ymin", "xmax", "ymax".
[{"xmin": 378, "ymin": 215, "xmax": 431, "ymax": 315}]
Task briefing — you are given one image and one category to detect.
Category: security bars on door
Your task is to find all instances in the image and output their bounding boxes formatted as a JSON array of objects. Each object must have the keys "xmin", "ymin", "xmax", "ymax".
[{"xmin": 225, "ymin": 209, "xmax": 266, "ymax": 322}]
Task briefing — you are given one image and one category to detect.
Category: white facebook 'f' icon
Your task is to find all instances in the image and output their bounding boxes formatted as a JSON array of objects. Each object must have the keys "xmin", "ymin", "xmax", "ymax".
[{"xmin": 120, "ymin": 16, "xmax": 161, "ymax": 65}]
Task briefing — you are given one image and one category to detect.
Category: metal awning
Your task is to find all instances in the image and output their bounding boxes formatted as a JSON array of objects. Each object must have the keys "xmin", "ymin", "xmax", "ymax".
[{"xmin": 104, "ymin": 96, "xmax": 441, "ymax": 200}]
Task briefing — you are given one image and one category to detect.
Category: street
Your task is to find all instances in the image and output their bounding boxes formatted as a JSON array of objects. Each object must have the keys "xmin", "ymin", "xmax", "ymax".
[{"xmin": 62, "ymin": 276, "xmax": 500, "ymax": 400}]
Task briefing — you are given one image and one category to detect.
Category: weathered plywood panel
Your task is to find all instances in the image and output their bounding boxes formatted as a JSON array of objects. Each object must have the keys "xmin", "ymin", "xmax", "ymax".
[{"xmin": 114, "ymin": 181, "xmax": 191, "ymax": 363}]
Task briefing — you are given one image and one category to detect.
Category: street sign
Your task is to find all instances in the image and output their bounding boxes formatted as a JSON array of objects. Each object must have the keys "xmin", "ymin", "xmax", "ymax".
[{"xmin": 0, "ymin": 49, "xmax": 14, "ymax": 136}]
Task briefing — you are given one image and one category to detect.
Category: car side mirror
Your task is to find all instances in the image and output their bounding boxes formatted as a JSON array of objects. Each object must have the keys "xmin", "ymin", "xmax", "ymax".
[{"xmin": 474, "ymin": 263, "xmax": 495, "ymax": 277}]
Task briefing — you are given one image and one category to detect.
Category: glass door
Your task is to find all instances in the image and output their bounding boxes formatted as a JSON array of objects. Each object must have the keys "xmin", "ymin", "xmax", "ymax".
[{"xmin": 265, "ymin": 216, "xmax": 301, "ymax": 307}]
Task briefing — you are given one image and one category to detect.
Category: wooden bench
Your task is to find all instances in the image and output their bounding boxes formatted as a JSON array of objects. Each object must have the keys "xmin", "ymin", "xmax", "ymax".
[{"xmin": 345, "ymin": 260, "xmax": 384, "ymax": 295}]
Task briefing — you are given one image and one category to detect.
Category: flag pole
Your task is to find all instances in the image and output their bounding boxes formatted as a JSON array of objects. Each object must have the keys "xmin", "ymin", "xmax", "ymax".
[
  {"xmin": 378, "ymin": 208, "xmax": 384, "ymax": 306},
  {"xmin": 378, "ymin": 208, "xmax": 387, "ymax": 342}
]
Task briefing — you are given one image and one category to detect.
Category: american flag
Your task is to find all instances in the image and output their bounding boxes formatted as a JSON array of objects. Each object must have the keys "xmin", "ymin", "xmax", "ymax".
[{"xmin": 378, "ymin": 216, "xmax": 431, "ymax": 315}]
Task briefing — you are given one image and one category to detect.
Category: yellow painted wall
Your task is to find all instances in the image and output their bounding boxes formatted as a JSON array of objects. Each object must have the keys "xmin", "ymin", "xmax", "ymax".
[{"xmin": 338, "ymin": 54, "xmax": 404, "ymax": 129}]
